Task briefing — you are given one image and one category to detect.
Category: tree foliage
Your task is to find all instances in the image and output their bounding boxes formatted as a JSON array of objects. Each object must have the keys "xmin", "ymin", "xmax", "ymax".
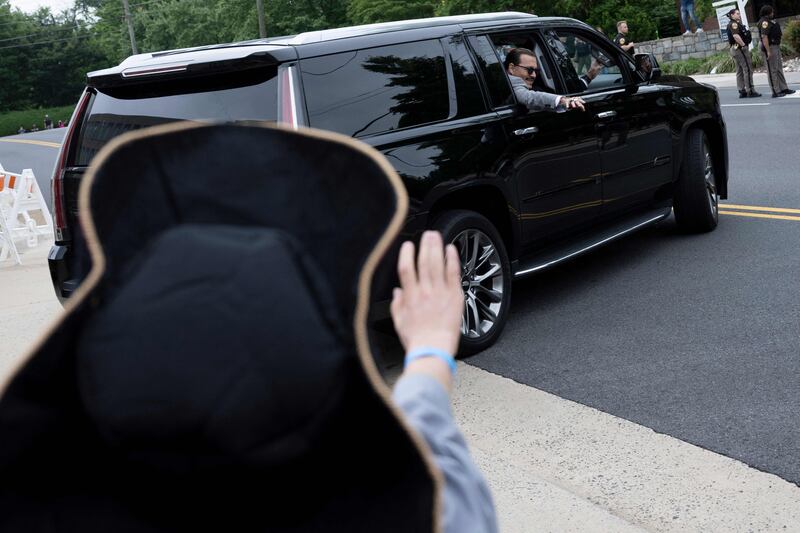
[
  {"xmin": 436, "ymin": 0, "xmax": 679, "ymax": 42},
  {"xmin": 786, "ymin": 19, "xmax": 800, "ymax": 53},
  {"xmin": 267, "ymin": 0, "xmax": 351, "ymax": 36},
  {"xmin": 0, "ymin": 0, "xmax": 106, "ymax": 112},
  {"xmin": 348, "ymin": 0, "xmax": 436, "ymax": 25},
  {"xmin": 436, "ymin": 0, "xmax": 536, "ymax": 17},
  {"xmin": 88, "ymin": 0, "xmax": 353, "ymax": 63}
]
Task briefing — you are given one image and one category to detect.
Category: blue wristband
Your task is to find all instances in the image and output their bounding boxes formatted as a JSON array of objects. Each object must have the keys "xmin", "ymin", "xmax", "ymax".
[{"xmin": 404, "ymin": 347, "xmax": 457, "ymax": 376}]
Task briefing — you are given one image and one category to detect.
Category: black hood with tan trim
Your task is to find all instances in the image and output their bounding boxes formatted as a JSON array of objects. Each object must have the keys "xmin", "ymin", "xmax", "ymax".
[{"xmin": 0, "ymin": 123, "xmax": 441, "ymax": 532}]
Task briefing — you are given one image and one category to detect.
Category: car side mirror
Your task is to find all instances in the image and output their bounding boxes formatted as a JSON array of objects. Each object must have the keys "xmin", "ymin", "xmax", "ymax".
[{"xmin": 634, "ymin": 52, "xmax": 661, "ymax": 82}]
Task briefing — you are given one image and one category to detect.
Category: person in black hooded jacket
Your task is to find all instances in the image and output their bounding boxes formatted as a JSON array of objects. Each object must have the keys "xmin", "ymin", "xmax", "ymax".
[{"xmin": 0, "ymin": 123, "xmax": 497, "ymax": 533}]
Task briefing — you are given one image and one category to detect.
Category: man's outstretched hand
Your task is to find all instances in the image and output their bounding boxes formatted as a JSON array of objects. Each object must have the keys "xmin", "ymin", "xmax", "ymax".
[
  {"xmin": 391, "ymin": 231, "xmax": 464, "ymax": 357},
  {"xmin": 563, "ymin": 96, "xmax": 586, "ymax": 111}
]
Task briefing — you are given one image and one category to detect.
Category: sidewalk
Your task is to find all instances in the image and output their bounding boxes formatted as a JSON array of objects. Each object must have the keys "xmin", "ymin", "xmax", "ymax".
[
  {"xmin": 690, "ymin": 70, "xmax": 800, "ymax": 89},
  {"xmin": 0, "ymin": 241, "xmax": 61, "ymax": 385},
  {"xmin": 456, "ymin": 366, "xmax": 800, "ymax": 532},
  {"xmin": 2, "ymin": 245, "xmax": 800, "ymax": 531}
]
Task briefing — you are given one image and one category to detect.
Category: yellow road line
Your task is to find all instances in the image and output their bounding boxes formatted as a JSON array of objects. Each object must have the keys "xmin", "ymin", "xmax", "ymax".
[
  {"xmin": 0, "ymin": 138, "xmax": 61, "ymax": 149},
  {"xmin": 721, "ymin": 203, "xmax": 800, "ymax": 215},
  {"xmin": 719, "ymin": 210, "xmax": 800, "ymax": 222}
]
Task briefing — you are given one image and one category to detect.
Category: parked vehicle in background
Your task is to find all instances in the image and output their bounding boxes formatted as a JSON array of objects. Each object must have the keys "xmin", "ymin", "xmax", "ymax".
[{"xmin": 49, "ymin": 12, "xmax": 728, "ymax": 354}]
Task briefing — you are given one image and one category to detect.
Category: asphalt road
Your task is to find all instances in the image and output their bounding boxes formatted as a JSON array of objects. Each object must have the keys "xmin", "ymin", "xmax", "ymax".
[
  {"xmin": 0, "ymin": 128, "xmax": 66, "ymax": 208},
  {"xmin": 1, "ymin": 82, "xmax": 798, "ymax": 486},
  {"xmin": 467, "ymin": 83, "xmax": 800, "ymax": 485}
]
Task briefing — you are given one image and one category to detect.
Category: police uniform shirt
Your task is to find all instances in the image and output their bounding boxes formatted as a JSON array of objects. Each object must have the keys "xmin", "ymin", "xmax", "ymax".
[
  {"xmin": 758, "ymin": 16, "xmax": 782, "ymax": 46},
  {"xmin": 614, "ymin": 32, "xmax": 634, "ymax": 55},
  {"xmin": 726, "ymin": 20, "xmax": 742, "ymax": 47}
]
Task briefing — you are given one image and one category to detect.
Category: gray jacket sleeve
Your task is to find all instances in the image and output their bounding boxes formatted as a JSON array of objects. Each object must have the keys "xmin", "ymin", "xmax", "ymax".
[
  {"xmin": 392, "ymin": 373, "xmax": 498, "ymax": 533},
  {"xmin": 510, "ymin": 75, "xmax": 564, "ymax": 112}
]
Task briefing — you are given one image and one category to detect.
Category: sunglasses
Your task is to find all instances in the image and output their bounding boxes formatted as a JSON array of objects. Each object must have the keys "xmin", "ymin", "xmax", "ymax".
[{"xmin": 514, "ymin": 65, "xmax": 540, "ymax": 75}]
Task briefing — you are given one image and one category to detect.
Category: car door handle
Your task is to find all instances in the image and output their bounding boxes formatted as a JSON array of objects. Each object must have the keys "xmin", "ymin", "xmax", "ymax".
[
  {"xmin": 513, "ymin": 127, "xmax": 538, "ymax": 136},
  {"xmin": 596, "ymin": 111, "xmax": 617, "ymax": 119}
]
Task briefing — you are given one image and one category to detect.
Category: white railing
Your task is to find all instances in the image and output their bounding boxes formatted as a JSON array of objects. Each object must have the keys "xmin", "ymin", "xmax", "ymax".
[{"xmin": 0, "ymin": 163, "xmax": 53, "ymax": 266}]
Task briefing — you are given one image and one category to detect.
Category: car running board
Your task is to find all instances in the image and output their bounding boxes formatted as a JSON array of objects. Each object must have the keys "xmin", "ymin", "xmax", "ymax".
[{"xmin": 513, "ymin": 207, "xmax": 672, "ymax": 279}]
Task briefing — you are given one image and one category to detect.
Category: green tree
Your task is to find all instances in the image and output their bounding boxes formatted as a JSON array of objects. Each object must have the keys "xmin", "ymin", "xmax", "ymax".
[
  {"xmin": 561, "ymin": 0, "xmax": 681, "ymax": 42},
  {"xmin": 266, "ymin": 0, "xmax": 351, "ymax": 36},
  {"xmin": 436, "ymin": 0, "xmax": 535, "ymax": 16},
  {"xmin": 348, "ymin": 0, "xmax": 437, "ymax": 25},
  {"xmin": 0, "ymin": 1, "xmax": 107, "ymax": 112},
  {"xmin": 0, "ymin": 1, "xmax": 36, "ymax": 110},
  {"xmin": 437, "ymin": 0, "xmax": 683, "ymax": 40},
  {"xmin": 89, "ymin": 0, "xmax": 352, "ymax": 62},
  {"xmin": 26, "ymin": 8, "xmax": 107, "ymax": 107},
  {"xmin": 91, "ymin": 0, "xmax": 133, "ymax": 63}
]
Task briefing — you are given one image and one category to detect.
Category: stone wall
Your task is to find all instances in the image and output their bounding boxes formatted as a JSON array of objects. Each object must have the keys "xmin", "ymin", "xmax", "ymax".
[
  {"xmin": 636, "ymin": 31, "xmax": 729, "ymax": 63},
  {"xmin": 636, "ymin": 15, "xmax": 800, "ymax": 64}
]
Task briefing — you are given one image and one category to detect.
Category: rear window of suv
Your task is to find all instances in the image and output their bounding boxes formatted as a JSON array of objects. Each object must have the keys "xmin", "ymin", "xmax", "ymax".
[
  {"xmin": 300, "ymin": 40, "xmax": 450, "ymax": 138},
  {"xmin": 74, "ymin": 67, "xmax": 278, "ymax": 167}
]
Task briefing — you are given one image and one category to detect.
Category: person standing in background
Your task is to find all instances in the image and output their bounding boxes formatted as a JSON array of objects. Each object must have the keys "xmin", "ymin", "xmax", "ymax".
[
  {"xmin": 680, "ymin": 0, "xmax": 704, "ymax": 35},
  {"xmin": 758, "ymin": 5, "xmax": 795, "ymax": 98},
  {"xmin": 575, "ymin": 37, "xmax": 592, "ymax": 74},
  {"xmin": 614, "ymin": 21, "xmax": 635, "ymax": 56},
  {"xmin": 726, "ymin": 8, "xmax": 761, "ymax": 98}
]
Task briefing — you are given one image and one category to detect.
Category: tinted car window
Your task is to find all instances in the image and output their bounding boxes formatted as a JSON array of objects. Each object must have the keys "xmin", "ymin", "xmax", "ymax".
[
  {"xmin": 447, "ymin": 37, "xmax": 486, "ymax": 118},
  {"xmin": 301, "ymin": 40, "xmax": 449, "ymax": 138},
  {"xmin": 467, "ymin": 35, "xmax": 512, "ymax": 109},
  {"xmin": 543, "ymin": 30, "xmax": 624, "ymax": 94},
  {"xmin": 74, "ymin": 68, "xmax": 278, "ymax": 167}
]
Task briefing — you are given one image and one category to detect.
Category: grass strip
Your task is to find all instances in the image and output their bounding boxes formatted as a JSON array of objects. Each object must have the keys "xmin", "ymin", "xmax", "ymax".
[{"xmin": 0, "ymin": 105, "xmax": 76, "ymax": 138}]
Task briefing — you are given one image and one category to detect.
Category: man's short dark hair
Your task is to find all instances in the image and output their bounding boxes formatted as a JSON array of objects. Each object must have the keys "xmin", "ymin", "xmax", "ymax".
[
  {"xmin": 759, "ymin": 4, "xmax": 774, "ymax": 17},
  {"xmin": 504, "ymin": 47, "xmax": 536, "ymax": 70},
  {"xmin": 727, "ymin": 8, "xmax": 738, "ymax": 17}
]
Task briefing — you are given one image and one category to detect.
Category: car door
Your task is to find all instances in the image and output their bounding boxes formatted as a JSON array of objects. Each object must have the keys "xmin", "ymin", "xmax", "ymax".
[
  {"xmin": 299, "ymin": 36, "xmax": 508, "ymax": 216},
  {"xmin": 542, "ymin": 28, "xmax": 673, "ymax": 217},
  {"xmin": 470, "ymin": 32, "xmax": 602, "ymax": 252}
]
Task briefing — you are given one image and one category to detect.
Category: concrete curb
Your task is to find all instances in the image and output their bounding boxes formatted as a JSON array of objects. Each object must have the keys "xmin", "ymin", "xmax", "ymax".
[{"xmin": 454, "ymin": 364, "xmax": 800, "ymax": 532}]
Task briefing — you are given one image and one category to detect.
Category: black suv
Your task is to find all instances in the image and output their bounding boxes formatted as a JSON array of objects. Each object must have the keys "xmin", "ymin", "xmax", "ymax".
[{"xmin": 49, "ymin": 12, "xmax": 728, "ymax": 354}]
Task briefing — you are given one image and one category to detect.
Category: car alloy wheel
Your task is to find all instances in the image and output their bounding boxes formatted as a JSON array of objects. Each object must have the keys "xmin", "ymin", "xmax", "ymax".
[
  {"xmin": 433, "ymin": 209, "xmax": 511, "ymax": 355},
  {"xmin": 674, "ymin": 128, "xmax": 718, "ymax": 233},
  {"xmin": 703, "ymin": 139, "xmax": 718, "ymax": 218},
  {"xmin": 453, "ymin": 229, "xmax": 505, "ymax": 339}
]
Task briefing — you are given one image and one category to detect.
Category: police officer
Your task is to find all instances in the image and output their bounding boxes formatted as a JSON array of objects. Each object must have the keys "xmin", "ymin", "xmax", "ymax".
[
  {"xmin": 758, "ymin": 5, "xmax": 795, "ymax": 97},
  {"xmin": 614, "ymin": 20, "xmax": 635, "ymax": 56},
  {"xmin": 726, "ymin": 8, "xmax": 761, "ymax": 98}
]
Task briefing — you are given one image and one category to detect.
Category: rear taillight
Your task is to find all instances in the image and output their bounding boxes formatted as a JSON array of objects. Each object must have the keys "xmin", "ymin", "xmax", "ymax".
[
  {"xmin": 52, "ymin": 90, "xmax": 91, "ymax": 241},
  {"xmin": 278, "ymin": 66, "xmax": 297, "ymax": 128}
]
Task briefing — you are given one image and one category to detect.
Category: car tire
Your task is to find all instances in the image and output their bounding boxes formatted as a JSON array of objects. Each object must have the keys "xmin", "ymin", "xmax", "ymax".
[
  {"xmin": 431, "ymin": 210, "xmax": 512, "ymax": 356},
  {"xmin": 673, "ymin": 128, "xmax": 719, "ymax": 233}
]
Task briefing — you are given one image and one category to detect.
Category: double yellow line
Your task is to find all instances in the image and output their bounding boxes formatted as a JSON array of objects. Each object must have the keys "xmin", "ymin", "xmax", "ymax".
[
  {"xmin": 720, "ymin": 204, "xmax": 800, "ymax": 222},
  {"xmin": 0, "ymin": 138, "xmax": 61, "ymax": 149}
]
